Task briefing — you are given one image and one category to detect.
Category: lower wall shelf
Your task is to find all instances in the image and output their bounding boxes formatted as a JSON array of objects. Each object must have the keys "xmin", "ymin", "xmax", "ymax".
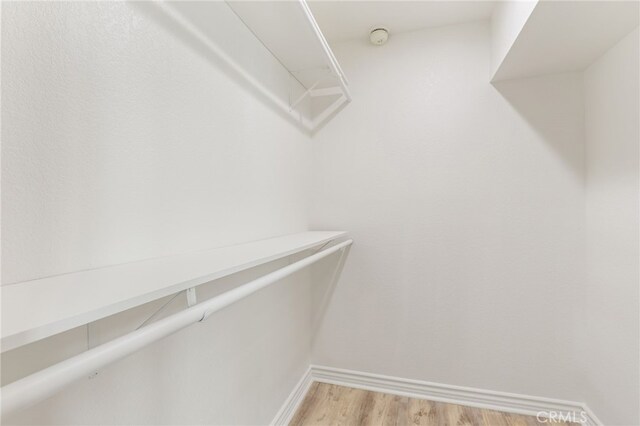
[{"xmin": 1, "ymin": 231, "xmax": 347, "ymax": 353}]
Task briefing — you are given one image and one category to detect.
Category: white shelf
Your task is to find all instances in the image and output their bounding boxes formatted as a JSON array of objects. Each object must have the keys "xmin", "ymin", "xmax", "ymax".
[
  {"xmin": 226, "ymin": 1, "xmax": 348, "ymax": 88},
  {"xmin": 1, "ymin": 231, "xmax": 347, "ymax": 352},
  {"xmin": 226, "ymin": 0, "xmax": 351, "ymax": 131},
  {"xmin": 157, "ymin": 0, "xmax": 350, "ymax": 132},
  {"xmin": 492, "ymin": 1, "xmax": 639, "ymax": 82}
]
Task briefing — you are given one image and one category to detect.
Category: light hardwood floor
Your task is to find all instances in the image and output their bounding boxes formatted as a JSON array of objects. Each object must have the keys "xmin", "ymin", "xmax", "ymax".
[{"xmin": 290, "ymin": 383, "xmax": 573, "ymax": 426}]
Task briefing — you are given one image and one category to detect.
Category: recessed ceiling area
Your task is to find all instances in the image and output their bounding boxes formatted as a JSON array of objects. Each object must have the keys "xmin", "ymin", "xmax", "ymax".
[
  {"xmin": 492, "ymin": 0, "xmax": 640, "ymax": 81},
  {"xmin": 307, "ymin": 1, "xmax": 496, "ymax": 43}
]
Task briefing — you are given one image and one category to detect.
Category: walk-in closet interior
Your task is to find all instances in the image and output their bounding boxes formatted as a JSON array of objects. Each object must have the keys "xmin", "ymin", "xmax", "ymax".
[{"xmin": 1, "ymin": 1, "xmax": 639, "ymax": 425}]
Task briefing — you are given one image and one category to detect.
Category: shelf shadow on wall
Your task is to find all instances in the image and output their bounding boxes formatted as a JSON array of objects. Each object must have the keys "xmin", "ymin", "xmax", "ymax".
[
  {"xmin": 492, "ymin": 75, "xmax": 584, "ymax": 178},
  {"xmin": 131, "ymin": 2, "xmax": 310, "ymax": 135}
]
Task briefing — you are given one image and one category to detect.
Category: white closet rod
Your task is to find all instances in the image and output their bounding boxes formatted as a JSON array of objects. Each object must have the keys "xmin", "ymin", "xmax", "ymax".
[{"xmin": 1, "ymin": 239, "xmax": 353, "ymax": 417}]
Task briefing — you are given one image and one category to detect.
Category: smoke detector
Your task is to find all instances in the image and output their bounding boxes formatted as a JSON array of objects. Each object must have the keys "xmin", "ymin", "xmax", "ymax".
[{"xmin": 369, "ymin": 27, "xmax": 389, "ymax": 46}]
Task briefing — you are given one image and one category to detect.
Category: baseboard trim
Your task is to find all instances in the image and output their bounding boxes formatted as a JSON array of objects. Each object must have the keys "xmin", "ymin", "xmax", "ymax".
[
  {"xmin": 272, "ymin": 364, "xmax": 602, "ymax": 425},
  {"xmin": 271, "ymin": 366, "xmax": 314, "ymax": 426}
]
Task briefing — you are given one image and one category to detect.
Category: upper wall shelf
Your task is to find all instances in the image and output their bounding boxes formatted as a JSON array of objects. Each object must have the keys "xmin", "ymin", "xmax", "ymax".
[
  {"xmin": 1, "ymin": 231, "xmax": 347, "ymax": 353},
  {"xmin": 491, "ymin": 0, "xmax": 639, "ymax": 82},
  {"xmin": 156, "ymin": 0, "xmax": 350, "ymax": 133},
  {"xmin": 227, "ymin": 0, "xmax": 351, "ymax": 131}
]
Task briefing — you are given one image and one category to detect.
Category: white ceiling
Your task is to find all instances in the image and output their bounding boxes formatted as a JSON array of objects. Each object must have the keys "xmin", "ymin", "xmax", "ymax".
[{"xmin": 308, "ymin": 1, "xmax": 496, "ymax": 43}]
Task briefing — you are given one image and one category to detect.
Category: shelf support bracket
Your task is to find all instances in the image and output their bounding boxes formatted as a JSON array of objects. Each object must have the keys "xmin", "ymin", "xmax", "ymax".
[
  {"xmin": 289, "ymin": 79, "xmax": 322, "ymax": 111},
  {"xmin": 135, "ymin": 291, "xmax": 183, "ymax": 331},
  {"xmin": 309, "ymin": 86, "xmax": 343, "ymax": 98},
  {"xmin": 186, "ymin": 288, "xmax": 197, "ymax": 307},
  {"xmin": 289, "ymin": 73, "xmax": 336, "ymax": 112}
]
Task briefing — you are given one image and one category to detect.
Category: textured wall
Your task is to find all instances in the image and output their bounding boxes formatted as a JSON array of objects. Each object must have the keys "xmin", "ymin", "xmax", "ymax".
[
  {"xmin": 583, "ymin": 27, "xmax": 639, "ymax": 425},
  {"xmin": 1, "ymin": 1, "xmax": 311, "ymax": 285},
  {"xmin": 2, "ymin": 2, "xmax": 313, "ymax": 424},
  {"xmin": 3, "ymin": 1, "xmax": 638, "ymax": 424},
  {"xmin": 311, "ymin": 21, "xmax": 587, "ymax": 404}
]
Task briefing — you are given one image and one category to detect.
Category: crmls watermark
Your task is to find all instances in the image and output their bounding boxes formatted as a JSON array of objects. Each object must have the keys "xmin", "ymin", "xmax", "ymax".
[{"xmin": 536, "ymin": 410, "xmax": 588, "ymax": 424}]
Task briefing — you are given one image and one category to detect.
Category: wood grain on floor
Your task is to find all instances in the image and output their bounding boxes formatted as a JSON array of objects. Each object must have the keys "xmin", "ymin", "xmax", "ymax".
[{"xmin": 289, "ymin": 382, "xmax": 573, "ymax": 426}]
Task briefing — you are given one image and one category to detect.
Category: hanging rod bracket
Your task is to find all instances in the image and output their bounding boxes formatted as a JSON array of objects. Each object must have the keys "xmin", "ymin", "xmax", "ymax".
[{"xmin": 186, "ymin": 288, "xmax": 197, "ymax": 307}]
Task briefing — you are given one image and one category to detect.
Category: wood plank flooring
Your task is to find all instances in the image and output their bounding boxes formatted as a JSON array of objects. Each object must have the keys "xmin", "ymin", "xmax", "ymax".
[{"xmin": 290, "ymin": 382, "xmax": 572, "ymax": 426}]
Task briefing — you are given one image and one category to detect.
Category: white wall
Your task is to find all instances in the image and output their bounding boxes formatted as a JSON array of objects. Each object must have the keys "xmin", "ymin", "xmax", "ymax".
[
  {"xmin": 583, "ymin": 27, "xmax": 639, "ymax": 426},
  {"xmin": 2, "ymin": 1, "xmax": 313, "ymax": 424},
  {"xmin": 1, "ymin": 1, "xmax": 311, "ymax": 285},
  {"xmin": 310, "ymin": 21, "xmax": 588, "ymax": 403},
  {"xmin": 3, "ymin": 2, "xmax": 638, "ymax": 424}
]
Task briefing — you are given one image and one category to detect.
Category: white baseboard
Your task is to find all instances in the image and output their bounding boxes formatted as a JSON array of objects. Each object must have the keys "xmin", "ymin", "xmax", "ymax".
[
  {"xmin": 272, "ymin": 364, "xmax": 602, "ymax": 426},
  {"xmin": 271, "ymin": 366, "xmax": 314, "ymax": 426}
]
